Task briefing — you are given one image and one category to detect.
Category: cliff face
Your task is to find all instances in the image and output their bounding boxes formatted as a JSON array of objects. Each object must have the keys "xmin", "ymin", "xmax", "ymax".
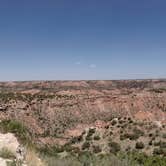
[{"xmin": 0, "ymin": 80, "xmax": 166, "ymax": 145}]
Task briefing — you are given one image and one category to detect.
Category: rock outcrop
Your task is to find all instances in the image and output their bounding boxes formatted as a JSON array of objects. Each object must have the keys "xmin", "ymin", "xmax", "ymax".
[{"xmin": 0, "ymin": 133, "xmax": 26, "ymax": 165}]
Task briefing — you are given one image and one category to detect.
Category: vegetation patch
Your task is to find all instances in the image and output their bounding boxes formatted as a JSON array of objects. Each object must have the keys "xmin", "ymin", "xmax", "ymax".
[
  {"xmin": 82, "ymin": 142, "xmax": 90, "ymax": 150},
  {"xmin": 135, "ymin": 142, "xmax": 145, "ymax": 150},
  {"xmin": 0, "ymin": 120, "xmax": 31, "ymax": 145},
  {"xmin": 109, "ymin": 141, "xmax": 121, "ymax": 154}
]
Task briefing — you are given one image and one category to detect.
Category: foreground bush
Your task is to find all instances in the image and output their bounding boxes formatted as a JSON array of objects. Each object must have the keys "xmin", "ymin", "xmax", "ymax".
[{"xmin": 0, "ymin": 120, "xmax": 31, "ymax": 145}]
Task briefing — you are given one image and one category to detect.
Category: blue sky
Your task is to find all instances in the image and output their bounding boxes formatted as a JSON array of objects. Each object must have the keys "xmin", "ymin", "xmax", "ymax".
[{"xmin": 0, "ymin": 0, "xmax": 166, "ymax": 81}]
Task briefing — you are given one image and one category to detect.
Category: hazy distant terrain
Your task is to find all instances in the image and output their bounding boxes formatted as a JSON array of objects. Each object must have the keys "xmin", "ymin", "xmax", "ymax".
[{"xmin": 0, "ymin": 80, "xmax": 166, "ymax": 165}]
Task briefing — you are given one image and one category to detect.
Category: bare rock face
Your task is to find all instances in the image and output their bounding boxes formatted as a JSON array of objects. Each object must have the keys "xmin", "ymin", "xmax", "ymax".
[
  {"xmin": 0, "ymin": 133, "xmax": 20, "ymax": 154},
  {"xmin": 0, "ymin": 158, "xmax": 8, "ymax": 166},
  {"xmin": 0, "ymin": 133, "xmax": 26, "ymax": 165}
]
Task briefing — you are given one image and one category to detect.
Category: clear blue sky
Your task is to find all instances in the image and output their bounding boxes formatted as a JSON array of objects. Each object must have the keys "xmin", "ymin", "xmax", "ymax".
[{"xmin": 0, "ymin": 0, "xmax": 166, "ymax": 81}]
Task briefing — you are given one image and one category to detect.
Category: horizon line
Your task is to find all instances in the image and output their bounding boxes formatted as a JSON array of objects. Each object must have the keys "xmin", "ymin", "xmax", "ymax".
[{"xmin": 0, "ymin": 78, "xmax": 166, "ymax": 83}]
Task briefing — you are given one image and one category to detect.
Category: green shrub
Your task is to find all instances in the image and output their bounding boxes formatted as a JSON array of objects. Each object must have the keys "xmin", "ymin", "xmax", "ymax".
[
  {"xmin": 120, "ymin": 134, "xmax": 126, "ymax": 141},
  {"xmin": 86, "ymin": 135, "xmax": 92, "ymax": 141},
  {"xmin": 109, "ymin": 142, "xmax": 121, "ymax": 154},
  {"xmin": 88, "ymin": 128, "xmax": 96, "ymax": 135},
  {"xmin": 111, "ymin": 120, "xmax": 117, "ymax": 126},
  {"xmin": 86, "ymin": 128, "xmax": 96, "ymax": 141},
  {"xmin": 162, "ymin": 133, "xmax": 166, "ymax": 139},
  {"xmin": 153, "ymin": 148, "xmax": 164, "ymax": 155},
  {"xmin": 82, "ymin": 142, "xmax": 90, "ymax": 150},
  {"xmin": 120, "ymin": 130, "xmax": 123, "ymax": 134},
  {"xmin": 110, "ymin": 131, "xmax": 113, "ymax": 136},
  {"xmin": 39, "ymin": 145, "xmax": 65, "ymax": 156},
  {"xmin": 92, "ymin": 145, "xmax": 102, "ymax": 153},
  {"xmin": 64, "ymin": 145, "xmax": 79, "ymax": 153},
  {"xmin": 125, "ymin": 146, "xmax": 131, "ymax": 152},
  {"xmin": 119, "ymin": 120, "xmax": 125, "ymax": 124},
  {"xmin": 159, "ymin": 141, "xmax": 166, "ymax": 148},
  {"xmin": 122, "ymin": 132, "xmax": 140, "ymax": 140},
  {"xmin": 149, "ymin": 133, "xmax": 153, "ymax": 137},
  {"xmin": 149, "ymin": 140, "xmax": 153, "ymax": 146},
  {"xmin": 154, "ymin": 141, "xmax": 161, "ymax": 146},
  {"xmin": 129, "ymin": 133, "xmax": 140, "ymax": 140},
  {"xmin": 70, "ymin": 135, "xmax": 83, "ymax": 144},
  {"xmin": 129, "ymin": 120, "xmax": 133, "ymax": 124},
  {"xmin": 133, "ymin": 128, "xmax": 144, "ymax": 136},
  {"xmin": 93, "ymin": 135, "xmax": 100, "ymax": 141},
  {"xmin": 128, "ymin": 117, "xmax": 132, "ymax": 121},
  {"xmin": 135, "ymin": 142, "xmax": 145, "ymax": 149}
]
